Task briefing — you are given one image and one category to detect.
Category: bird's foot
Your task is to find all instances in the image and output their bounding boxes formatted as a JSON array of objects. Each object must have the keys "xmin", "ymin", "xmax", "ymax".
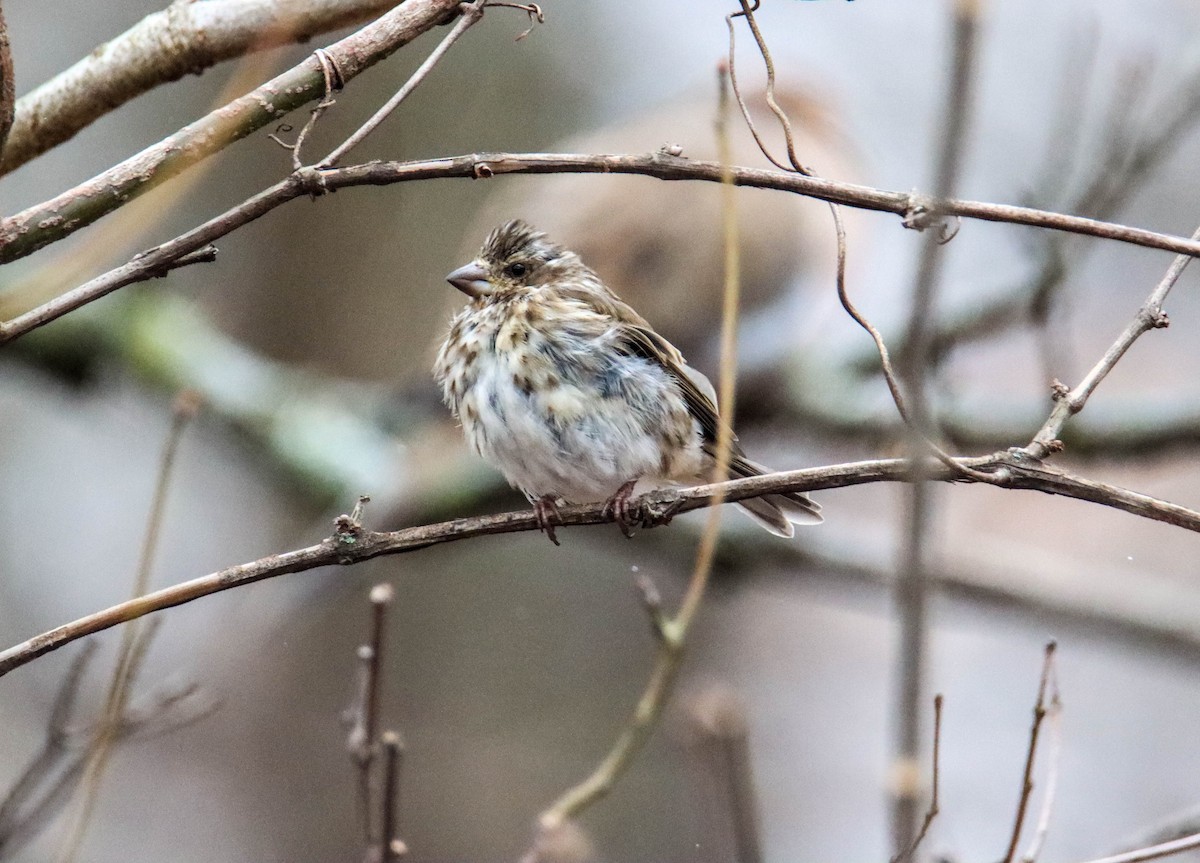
[
  {"xmin": 602, "ymin": 480, "xmax": 640, "ymax": 538},
  {"xmin": 532, "ymin": 495, "xmax": 562, "ymax": 546}
]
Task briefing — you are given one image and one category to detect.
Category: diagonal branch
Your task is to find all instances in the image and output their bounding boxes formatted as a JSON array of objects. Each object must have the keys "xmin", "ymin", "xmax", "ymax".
[
  {"xmin": 0, "ymin": 0, "xmax": 466, "ymax": 263},
  {"xmin": 0, "ymin": 0, "xmax": 433, "ymax": 175},
  {"xmin": 2, "ymin": 452, "xmax": 1199, "ymax": 681},
  {"xmin": 1024, "ymin": 222, "xmax": 1200, "ymax": 459}
]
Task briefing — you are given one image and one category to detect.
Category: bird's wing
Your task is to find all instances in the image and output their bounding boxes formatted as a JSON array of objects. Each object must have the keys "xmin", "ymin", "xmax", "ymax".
[{"xmin": 614, "ymin": 324, "xmax": 734, "ymax": 451}]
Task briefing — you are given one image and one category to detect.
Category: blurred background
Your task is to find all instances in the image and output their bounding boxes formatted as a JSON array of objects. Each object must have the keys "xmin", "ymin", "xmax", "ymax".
[{"xmin": 4, "ymin": 0, "xmax": 1200, "ymax": 861}]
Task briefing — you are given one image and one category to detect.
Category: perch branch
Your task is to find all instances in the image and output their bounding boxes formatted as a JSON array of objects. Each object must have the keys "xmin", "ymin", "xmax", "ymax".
[{"xmin": 3, "ymin": 453, "xmax": 1200, "ymax": 680}]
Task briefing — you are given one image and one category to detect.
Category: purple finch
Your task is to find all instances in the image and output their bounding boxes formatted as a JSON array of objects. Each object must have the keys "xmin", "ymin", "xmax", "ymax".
[{"xmin": 434, "ymin": 221, "xmax": 821, "ymax": 544}]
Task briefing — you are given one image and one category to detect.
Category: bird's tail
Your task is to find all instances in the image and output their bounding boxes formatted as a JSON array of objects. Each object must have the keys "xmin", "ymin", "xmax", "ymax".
[{"xmin": 728, "ymin": 455, "xmax": 822, "ymax": 538}]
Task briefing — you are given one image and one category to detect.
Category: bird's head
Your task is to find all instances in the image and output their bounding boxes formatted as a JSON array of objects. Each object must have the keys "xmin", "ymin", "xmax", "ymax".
[{"xmin": 446, "ymin": 220, "xmax": 579, "ymax": 299}]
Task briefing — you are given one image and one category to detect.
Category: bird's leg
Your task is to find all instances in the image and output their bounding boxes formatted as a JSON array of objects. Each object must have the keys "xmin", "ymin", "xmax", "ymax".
[
  {"xmin": 531, "ymin": 494, "xmax": 562, "ymax": 546},
  {"xmin": 602, "ymin": 479, "xmax": 640, "ymax": 538}
]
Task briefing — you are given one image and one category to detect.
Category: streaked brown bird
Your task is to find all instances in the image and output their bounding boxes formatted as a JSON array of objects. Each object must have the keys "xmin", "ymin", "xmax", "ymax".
[{"xmin": 434, "ymin": 220, "xmax": 822, "ymax": 544}]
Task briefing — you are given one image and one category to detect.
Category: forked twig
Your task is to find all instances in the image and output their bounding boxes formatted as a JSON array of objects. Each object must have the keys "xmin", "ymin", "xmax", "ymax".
[
  {"xmin": 1024, "ymin": 222, "xmax": 1200, "ymax": 459},
  {"xmin": 317, "ymin": 1, "xmax": 486, "ymax": 169}
]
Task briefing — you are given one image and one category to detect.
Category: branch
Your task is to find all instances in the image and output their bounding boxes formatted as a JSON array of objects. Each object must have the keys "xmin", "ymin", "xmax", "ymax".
[
  {"xmin": 8, "ymin": 152, "xmax": 1200, "ymax": 345},
  {"xmin": 0, "ymin": 0, "xmax": 466, "ymax": 264},
  {"xmin": 3, "ymin": 453, "xmax": 1200, "ymax": 680},
  {"xmin": 1024, "ymin": 222, "xmax": 1200, "ymax": 458},
  {"xmin": 1003, "ymin": 642, "xmax": 1059, "ymax": 863},
  {"xmin": 0, "ymin": 0, "xmax": 12, "ymax": 159},
  {"xmin": 1071, "ymin": 833, "xmax": 1200, "ymax": 863},
  {"xmin": 0, "ymin": 0, "xmax": 430, "ymax": 175}
]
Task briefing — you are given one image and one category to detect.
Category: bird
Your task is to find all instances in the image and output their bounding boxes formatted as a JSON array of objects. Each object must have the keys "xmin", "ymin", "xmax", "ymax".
[{"xmin": 433, "ymin": 220, "xmax": 822, "ymax": 544}]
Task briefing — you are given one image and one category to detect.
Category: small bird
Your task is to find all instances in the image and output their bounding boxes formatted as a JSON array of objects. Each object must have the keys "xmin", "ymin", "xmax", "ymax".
[{"xmin": 433, "ymin": 220, "xmax": 821, "ymax": 544}]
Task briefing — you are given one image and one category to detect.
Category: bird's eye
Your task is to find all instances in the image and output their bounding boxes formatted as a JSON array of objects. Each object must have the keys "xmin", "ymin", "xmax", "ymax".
[{"xmin": 505, "ymin": 262, "xmax": 528, "ymax": 278}]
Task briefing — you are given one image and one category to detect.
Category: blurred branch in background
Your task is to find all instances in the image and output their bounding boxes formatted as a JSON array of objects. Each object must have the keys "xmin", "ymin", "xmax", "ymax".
[
  {"xmin": 679, "ymin": 685, "xmax": 763, "ymax": 863},
  {"xmin": 340, "ymin": 581, "xmax": 410, "ymax": 862},
  {"xmin": 56, "ymin": 391, "xmax": 201, "ymax": 863},
  {"xmin": 0, "ymin": 643, "xmax": 214, "ymax": 861},
  {"xmin": 891, "ymin": 0, "xmax": 980, "ymax": 851}
]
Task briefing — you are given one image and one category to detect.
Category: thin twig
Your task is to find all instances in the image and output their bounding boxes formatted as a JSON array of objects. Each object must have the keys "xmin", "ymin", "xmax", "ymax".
[
  {"xmin": 7, "ymin": 152, "xmax": 1200, "ymax": 344},
  {"xmin": 3, "ymin": 453, "xmax": 1200, "ymax": 681},
  {"xmin": 1003, "ymin": 641, "xmax": 1058, "ymax": 863},
  {"xmin": 1021, "ymin": 680, "xmax": 1062, "ymax": 863},
  {"xmin": 530, "ymin": 65, "xmax": 745, "ymax": 836},
  {"xmin": 56, "ymin": 393, "xmax": 199, "ymax": 863},
  {"xmin": 890, "ymin": 694, "xmax": 943, "ymax": 863},
  {"xmin": 1024, "ymin": 222, "xmax": 1200, "ymax": 459},
  {"xmin": 317, "ymin": 1, "xmax": 485, "ymax": 169},
  {"xmin": 725, "ymin": 0, "xmax": 992, "ymax": 485},
  {"xmin": 683, "ymin": 687, "xmax": 762, "ymax": 863},
  {"xmin": 0, "ymin": 643, "xmax": 97, "ymax": 853},
  {"xmin": 1070, "ymin": 832, "xmax": 1200, "ymax": 863}
]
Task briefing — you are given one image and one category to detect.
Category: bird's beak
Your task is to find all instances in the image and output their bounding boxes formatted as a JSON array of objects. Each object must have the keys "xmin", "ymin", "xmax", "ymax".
[{"xmin": 446, "ymin": 261, "xmax": 491, "ymax": 297}]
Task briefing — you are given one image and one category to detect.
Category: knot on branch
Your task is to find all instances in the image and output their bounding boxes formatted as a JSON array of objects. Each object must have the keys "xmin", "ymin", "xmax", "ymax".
[
  {"xmin": 332, "ymin": 495, "xmax": 373, "ymax": 562},
  {"xmin": 294, "ymin": 165, "xmax": 330, "ymax": 199},
  {"xmin": 1049, "ymin": 379, "xmax": 1071, "ymax": 401},
  {"xmin": 901, "ymin": 194, "xmax": 960, "ymax": 243},
  {"xmin": 472, "ymin": 161, "xmax": 494, "ymax": 179}
]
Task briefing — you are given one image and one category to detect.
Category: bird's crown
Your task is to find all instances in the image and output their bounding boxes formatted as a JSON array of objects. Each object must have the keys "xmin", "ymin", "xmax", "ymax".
[{"xmin": 481, "ymin": 220, "xmax": 567, "ymax": 265}]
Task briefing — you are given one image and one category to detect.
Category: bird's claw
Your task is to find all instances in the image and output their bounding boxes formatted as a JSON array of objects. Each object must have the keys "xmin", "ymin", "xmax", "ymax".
[
  {"xmin": 532, "ymin": 495, "xmax": 562, "ymax": 546},
  {"xmin": 602, "ymin": 480, "xmax": 641, "ymax": 539}
]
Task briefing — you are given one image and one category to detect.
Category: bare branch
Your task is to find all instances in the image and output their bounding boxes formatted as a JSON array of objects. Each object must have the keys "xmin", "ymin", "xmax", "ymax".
[
  {"xmin": 2, "ymin": 453, "xmax": 1200, "ymax": 680},
  {"xmin": 0, "ymin": 0, "xmax": 13, "ymax": 159},
  {"xmin": 0, "ymin": 0, "xmax": 444, "ymax": 175},
  {"xmin": 318, "ymin": 0, "xmax": 485, "ymax": 168},
  {"xmin": 0, "ymin": 0, "xmax": 466, "ymax": 264},
  {"xmin": 1024, "ymin": 223, "xmax": 1200, "ymax": 458},
  {"xmin": 1070, "ymin": 833, "xmax": 1200, "ymax": 863},
  {"xmin": 6, "ymin": 151, "xmax": 1200, "ymax": 341},
  {"xmin": 1003, "ymin": 642, "xmax": 1059, "ymax": 863},
  {"xmin": 377, "ymin": 732, "xmax": 407, "ymax": 862}
]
